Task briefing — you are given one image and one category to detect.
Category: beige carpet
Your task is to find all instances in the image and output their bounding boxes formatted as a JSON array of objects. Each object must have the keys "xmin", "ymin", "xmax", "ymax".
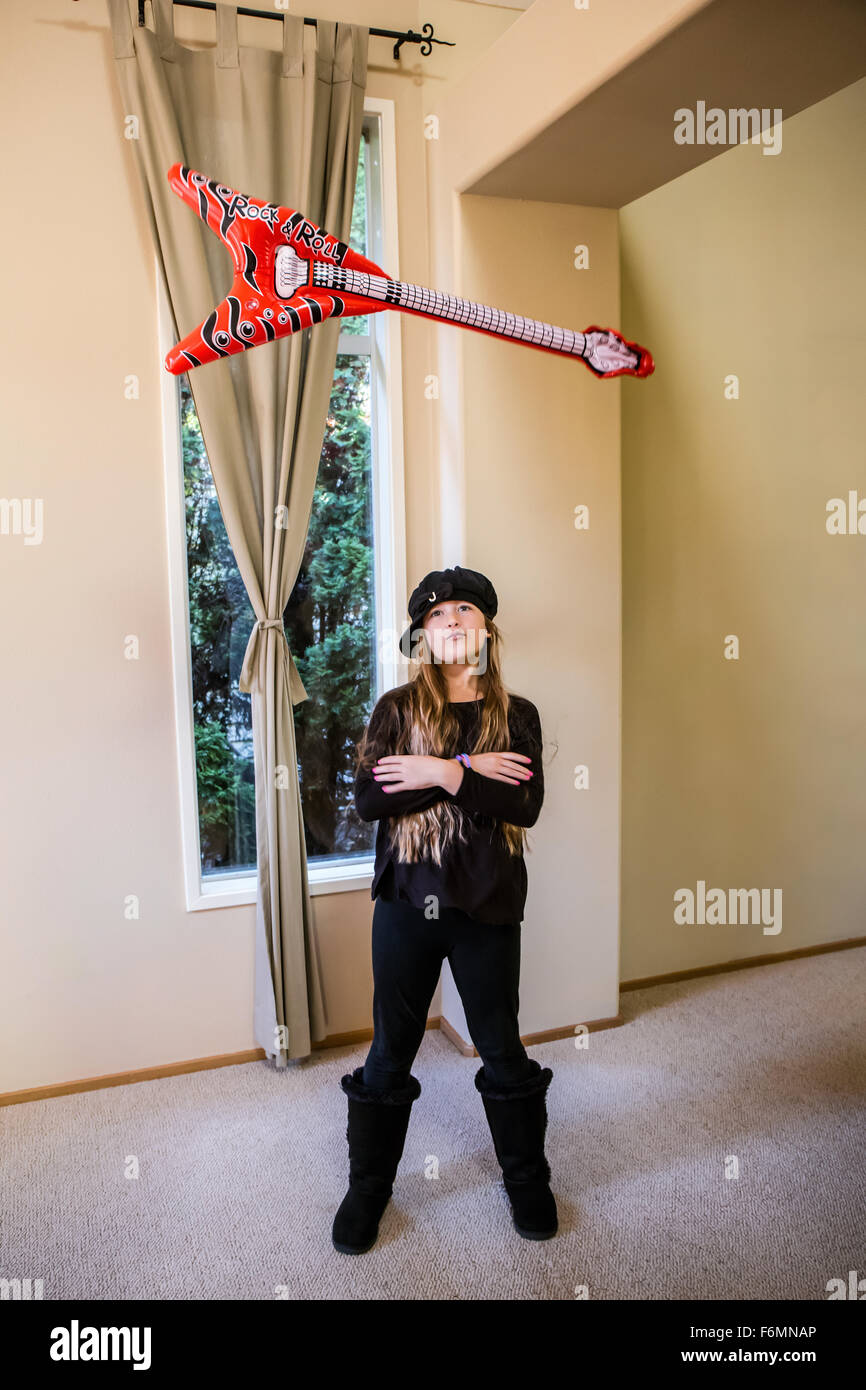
[{"xmin": 3, "ymin": 947, "xmax": 865, "ymax": 1300}]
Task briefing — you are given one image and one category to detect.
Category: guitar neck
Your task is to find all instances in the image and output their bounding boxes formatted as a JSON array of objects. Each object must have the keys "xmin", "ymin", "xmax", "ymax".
[{"xmin": 311, "ymin": 262, "xmax": 587, "ymax": 360}]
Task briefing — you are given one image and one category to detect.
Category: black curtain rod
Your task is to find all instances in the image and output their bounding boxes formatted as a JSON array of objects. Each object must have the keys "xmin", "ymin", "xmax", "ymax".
[{"xmin": 136, "ymin": 1, "xmax": 454, "ymax": 60}]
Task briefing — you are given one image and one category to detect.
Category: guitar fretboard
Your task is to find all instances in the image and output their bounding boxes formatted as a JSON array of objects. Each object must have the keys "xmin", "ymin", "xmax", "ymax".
[{"xmin": 311, "ymin": 263, "xmax": 587, "ymax": 359}]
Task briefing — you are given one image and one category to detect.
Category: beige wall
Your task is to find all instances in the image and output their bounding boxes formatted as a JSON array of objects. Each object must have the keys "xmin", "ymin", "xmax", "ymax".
[
  {"xmin": 619, "ymin": 77, "xmax": 866, "ymax": 978},
  {"xmin": 439, "ymin": 193, "xmax": 622, "ymax": 1040}
]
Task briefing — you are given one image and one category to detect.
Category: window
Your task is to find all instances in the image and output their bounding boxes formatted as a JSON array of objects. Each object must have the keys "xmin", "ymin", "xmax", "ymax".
[{"xmin": 160, "ymin": 99, "xmax": 406, "ymax": 910}]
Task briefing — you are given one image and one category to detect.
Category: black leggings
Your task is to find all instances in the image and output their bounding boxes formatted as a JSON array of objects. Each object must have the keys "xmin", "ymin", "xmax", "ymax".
[{"xmin": 362, "ymin": 896, "xmax": 534, "ymax": 1092}]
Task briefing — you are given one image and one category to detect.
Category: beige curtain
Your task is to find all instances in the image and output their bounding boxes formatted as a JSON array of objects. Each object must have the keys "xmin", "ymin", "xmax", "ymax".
[{"xmin": 108, "ymin": 0, "xmax": 368, "ymax": 1066}]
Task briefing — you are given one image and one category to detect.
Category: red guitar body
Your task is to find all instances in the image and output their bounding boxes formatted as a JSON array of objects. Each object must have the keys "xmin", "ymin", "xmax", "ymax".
[{"xmin": 164, "ymin": 164, "xmax": 382, "ymax": 374}]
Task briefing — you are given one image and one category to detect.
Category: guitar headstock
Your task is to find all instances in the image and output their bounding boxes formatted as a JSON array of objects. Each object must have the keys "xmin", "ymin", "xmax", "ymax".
[{"xmin": 581, "ymin": 327, "xmax": 655, "ymax": 379}]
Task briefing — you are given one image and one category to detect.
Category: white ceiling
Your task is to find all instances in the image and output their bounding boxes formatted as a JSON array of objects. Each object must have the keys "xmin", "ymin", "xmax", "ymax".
[{"xmin": 465, "ymin": 0, "xmax": 866, "ymax": 207}]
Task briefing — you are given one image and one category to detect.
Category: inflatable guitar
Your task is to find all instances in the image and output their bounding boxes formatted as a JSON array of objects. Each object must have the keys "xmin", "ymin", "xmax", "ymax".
[{"xmin": 164, "ymin": 164, "xmax": 654, "ymax": 380}]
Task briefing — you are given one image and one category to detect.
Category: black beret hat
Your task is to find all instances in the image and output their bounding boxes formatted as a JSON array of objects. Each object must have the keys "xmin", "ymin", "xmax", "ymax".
[{"xmin": 399, "ymin": 565, "xmax": 498, "ymax": 659}]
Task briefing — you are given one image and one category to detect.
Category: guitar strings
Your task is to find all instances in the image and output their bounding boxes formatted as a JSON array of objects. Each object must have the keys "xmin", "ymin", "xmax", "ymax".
[{"xmin": 310, "ymin": 263, "xmax": 587, "ymax": 358}]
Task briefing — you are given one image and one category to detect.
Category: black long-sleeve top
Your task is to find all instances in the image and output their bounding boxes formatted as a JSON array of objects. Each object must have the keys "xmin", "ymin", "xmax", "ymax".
[{"xmin": 354, "ymin": 689, "xmax": 544, "ymax": 925}]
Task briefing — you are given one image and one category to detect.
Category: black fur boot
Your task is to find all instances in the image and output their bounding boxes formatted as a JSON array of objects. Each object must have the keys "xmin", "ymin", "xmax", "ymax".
[
  {"xmin": 332, "ymin": 1067, "xmax": 422, "ymax": 1255},
  {"xmin": 474, "ymin": 1058, "xmax": 558, "ymax": 1240}
]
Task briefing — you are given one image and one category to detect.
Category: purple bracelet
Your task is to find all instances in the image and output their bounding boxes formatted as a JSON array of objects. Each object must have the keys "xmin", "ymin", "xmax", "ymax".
[{"xmin": 454, "ymin": 753, "xmax": 472, "ymax": 769}]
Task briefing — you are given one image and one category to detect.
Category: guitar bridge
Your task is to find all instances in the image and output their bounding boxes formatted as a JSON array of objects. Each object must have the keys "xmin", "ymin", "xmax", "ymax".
[{"xmin": 274, "ymin": 245, "xmax": 310, "ymax": 299}]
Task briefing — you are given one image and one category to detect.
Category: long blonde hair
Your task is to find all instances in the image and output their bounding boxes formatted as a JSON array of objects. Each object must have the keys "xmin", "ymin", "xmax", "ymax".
[{"xmin": 354, "ymin": 618, "xmax": 527, "ymax": 865}]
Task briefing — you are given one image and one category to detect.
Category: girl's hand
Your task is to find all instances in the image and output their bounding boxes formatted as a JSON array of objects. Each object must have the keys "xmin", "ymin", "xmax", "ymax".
[
  {"xmin": 461, "ymin": 751, "xmax": 533, "ymax": 785},
  {"xmin": 372, "ymin": 754, "xmax": 450, "ymax": 792}
]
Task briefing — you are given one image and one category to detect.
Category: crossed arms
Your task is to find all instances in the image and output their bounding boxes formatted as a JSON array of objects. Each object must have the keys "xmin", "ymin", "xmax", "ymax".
[{"xmin": 353, "ymin": 698, "xmax": 544, "ymax": 829}]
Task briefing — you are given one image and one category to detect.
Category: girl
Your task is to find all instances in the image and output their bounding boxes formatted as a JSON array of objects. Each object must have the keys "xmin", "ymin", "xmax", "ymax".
[{"xmin": 332, "ymin": 565, "xmax": 557, "ymax": 1255}]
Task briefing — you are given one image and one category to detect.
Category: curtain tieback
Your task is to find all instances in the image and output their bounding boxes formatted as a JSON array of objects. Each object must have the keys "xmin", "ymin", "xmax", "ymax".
[{"xmin": 239, "ymin": 617, "xmax": 308, "ymax": 705}]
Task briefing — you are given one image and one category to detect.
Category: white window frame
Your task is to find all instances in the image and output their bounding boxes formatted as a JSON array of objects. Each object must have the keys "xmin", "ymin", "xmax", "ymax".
[{"xmin": 158, "ymin": 96, "xmax": 406, "ymax": 912}]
